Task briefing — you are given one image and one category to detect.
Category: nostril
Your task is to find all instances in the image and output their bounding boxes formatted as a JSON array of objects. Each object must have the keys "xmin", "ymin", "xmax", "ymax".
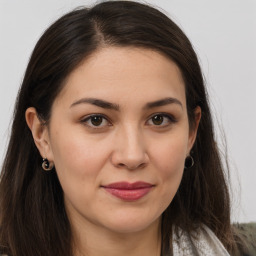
[
  {"xmin": 117, "ymin": 162, "xmax": 146, "ymax": 170},
  {"xmin": 136, "ymin": 162, "xmax": 147, "ymax": 169}
]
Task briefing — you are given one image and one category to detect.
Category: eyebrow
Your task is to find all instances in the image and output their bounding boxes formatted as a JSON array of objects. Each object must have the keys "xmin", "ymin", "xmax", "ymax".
[
  {"xmin": 70, "ymin": 98, "xmax": 120, "ymax": 111},
  {"xmin": 144, "ymin": 97, "xmax": 183, "ymax": 109},
  {"xmin": 70, "ymin": 97, "xmax": 182, "ymax": 110}
]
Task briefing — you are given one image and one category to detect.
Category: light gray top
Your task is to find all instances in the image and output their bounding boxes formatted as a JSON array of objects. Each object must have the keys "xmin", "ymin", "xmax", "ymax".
[{"xmin": 173, "ymin": 225, "xmax": 230, "ymax": 256}]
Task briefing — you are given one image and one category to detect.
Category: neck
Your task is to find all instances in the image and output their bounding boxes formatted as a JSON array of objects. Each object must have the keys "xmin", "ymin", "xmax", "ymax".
[{"xmin": 71, "ymin": 217, "xmax": 162, "ymax": 256}]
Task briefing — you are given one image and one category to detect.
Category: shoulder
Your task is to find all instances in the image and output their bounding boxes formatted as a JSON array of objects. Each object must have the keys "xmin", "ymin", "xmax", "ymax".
[
  {"xmin": 233, "ymin": 222, "xmax": 256, "ymax": 256},
  {"xmin": 172, "ymin": 225, "xmax": 230, "ymax": 256}
]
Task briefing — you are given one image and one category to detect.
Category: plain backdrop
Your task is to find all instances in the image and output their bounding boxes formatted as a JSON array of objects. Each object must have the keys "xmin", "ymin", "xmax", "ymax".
[{"xmin": 0, "ymin": 0, "xmax": 255, "ymax": 223}]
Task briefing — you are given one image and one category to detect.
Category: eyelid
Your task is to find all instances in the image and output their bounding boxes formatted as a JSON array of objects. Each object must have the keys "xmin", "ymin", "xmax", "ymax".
[
  {"xmin": 146, "ymin": 112, "xmax": 177, "ymax": 126},
  {"xmin": 80, "ymin": 114, "xmax": 112, "ymax": 129},
  {"xmin": 79, "ymin": 112, "xmax": 177, "ymax": 129}
]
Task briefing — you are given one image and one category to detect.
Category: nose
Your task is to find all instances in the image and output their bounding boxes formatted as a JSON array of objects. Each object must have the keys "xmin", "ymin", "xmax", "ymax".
[{"xmin": 110, "ymin": 126, "xmax": 149, "ymax": 170}]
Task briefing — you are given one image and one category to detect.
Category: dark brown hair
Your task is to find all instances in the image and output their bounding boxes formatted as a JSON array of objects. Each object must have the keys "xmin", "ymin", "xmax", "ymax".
[{"xmin": 0, "ymin": 1, "xmax": 239, "ymax": 255}]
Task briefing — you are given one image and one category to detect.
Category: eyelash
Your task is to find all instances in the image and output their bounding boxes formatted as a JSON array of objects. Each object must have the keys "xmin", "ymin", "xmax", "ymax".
[
  {"xmin": 80, "ymin": 113, "xmax": 177, "ymax": 130},
  {"xmin": 146, "ymin": 113, "xmax": 177, "ymax": 127},
  {"xmin": 80, "ymin": 114, "xmax": 111, "ymax": 129}
]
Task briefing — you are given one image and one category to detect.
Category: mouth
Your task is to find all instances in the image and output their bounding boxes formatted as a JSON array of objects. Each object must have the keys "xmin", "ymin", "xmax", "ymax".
[{"xmin": 101, "ymin": 181, "xmax": 154, "ymax": 201}]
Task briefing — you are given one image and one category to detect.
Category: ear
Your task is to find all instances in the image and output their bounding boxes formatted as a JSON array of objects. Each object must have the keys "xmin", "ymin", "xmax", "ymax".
[
  {"xmin": 25, "ymin": 107, "xmax": 54, "ymax": 161},
  {"xmin": 187, "ymin": 106, "xmax": 201, "ymax": 154}
]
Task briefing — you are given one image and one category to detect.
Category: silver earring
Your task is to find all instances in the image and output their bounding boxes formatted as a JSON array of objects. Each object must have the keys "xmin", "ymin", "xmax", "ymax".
[
  {"xmin": 185, "ymin": 155, "xmax": 194, "ymax": 169},
  {"xmin": 42, "ymin": 158, "xmax": 54, "ymax": 171}
]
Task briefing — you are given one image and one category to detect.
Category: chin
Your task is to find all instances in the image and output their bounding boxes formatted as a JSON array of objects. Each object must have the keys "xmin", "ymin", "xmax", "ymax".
[{"xmin": 101, "ymin": 212, "xmax": 161, "ymax": 234}]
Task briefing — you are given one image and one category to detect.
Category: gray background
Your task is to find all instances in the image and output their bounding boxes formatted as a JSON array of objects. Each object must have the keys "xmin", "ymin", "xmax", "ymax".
[{"xmin": 0, "ymin": 0, "xmax": 255, "ymax": 222}]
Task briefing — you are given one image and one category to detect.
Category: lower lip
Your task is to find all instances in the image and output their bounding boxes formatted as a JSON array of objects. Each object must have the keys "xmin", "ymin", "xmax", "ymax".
[{"xmin": 103, "ymin": 187, "xmax": 152, "ymax": 201}]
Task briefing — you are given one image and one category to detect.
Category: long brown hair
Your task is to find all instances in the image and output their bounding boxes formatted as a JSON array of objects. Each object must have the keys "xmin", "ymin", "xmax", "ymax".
[{"xmin": 0, "ymin": 1, "xmax": 239, "ymax": 255}]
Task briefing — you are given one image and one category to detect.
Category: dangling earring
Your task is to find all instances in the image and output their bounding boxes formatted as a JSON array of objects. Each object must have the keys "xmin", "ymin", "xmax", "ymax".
[
  {"xmin": 42, "ymin": 158, "xmax": 54, "ymax": 171},
  {"xmin": 185, "ymin": 155, "xmax": 194, "ymax": 169}
]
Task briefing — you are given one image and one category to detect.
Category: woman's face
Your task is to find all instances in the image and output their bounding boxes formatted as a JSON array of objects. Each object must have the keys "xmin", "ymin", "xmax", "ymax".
[{"xmin": 40, "ymin": 47, "xmax": 199, "ymax": 234}]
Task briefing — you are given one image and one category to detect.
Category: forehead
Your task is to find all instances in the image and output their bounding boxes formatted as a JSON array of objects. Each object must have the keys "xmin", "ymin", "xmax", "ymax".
[{"xmin": 54, "ymin": 47, "xmax": 186, "ymax": 107}]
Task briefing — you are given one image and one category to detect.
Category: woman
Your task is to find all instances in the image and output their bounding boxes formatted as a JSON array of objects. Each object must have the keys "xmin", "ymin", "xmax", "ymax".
[{"xmin": 0, "ymin": 1, "xmax": 247, "ymax": 255}]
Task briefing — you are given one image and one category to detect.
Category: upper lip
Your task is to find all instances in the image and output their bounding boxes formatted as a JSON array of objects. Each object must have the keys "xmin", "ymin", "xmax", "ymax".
[{"xmin": 102, "ymin": 181, "xmax": 154, "ymax": 190}]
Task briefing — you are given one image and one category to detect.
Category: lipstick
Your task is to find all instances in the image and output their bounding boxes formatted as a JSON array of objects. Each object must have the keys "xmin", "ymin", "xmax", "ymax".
[{"xmin": 102, "ymin": 181, "xmax": 154, "ymax": 201}]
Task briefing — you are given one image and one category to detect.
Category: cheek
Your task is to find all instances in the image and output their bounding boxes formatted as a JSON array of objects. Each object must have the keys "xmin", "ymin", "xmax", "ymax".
[
  {"xmin": 50, "ymin": 129, "xmax": 111, "ymax": 188},
  {"xmin": 149, "ymin": 133, "xmax": 188, "ymax": 206},
  {"xmin": 151, "ymin": 133, "xmax": 187, "ymax": 176},
  {"xmin": 50, "ymin": 131, "xmax": 113, "ymax": 218}
]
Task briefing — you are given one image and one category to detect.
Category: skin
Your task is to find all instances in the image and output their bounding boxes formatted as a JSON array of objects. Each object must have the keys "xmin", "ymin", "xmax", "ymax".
[{"xmin": 26, "ymin": 47, "xmax": 201, "ymax": 256}]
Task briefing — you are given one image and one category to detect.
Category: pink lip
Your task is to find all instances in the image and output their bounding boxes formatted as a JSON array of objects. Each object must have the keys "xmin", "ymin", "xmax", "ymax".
[{"xmin": 102, "ymin": 182, "xmax": 154, "ymax": 201}]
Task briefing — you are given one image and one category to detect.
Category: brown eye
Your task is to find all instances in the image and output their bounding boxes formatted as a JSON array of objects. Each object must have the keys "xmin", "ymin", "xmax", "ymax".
[
  {"xmin": 90, "ymin": 116, "xmax": 103, "ymax": 126},
  {"xmin": 152, "ymin": 115, "xmax": 164, "ymax": 125},
  {"xmin": 147, "ymin": 113, "xmax": 176, "ymax": 127},
  {"xmin": 81, "ymin": 115, "xmax": 110, "ymax": 129}
]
